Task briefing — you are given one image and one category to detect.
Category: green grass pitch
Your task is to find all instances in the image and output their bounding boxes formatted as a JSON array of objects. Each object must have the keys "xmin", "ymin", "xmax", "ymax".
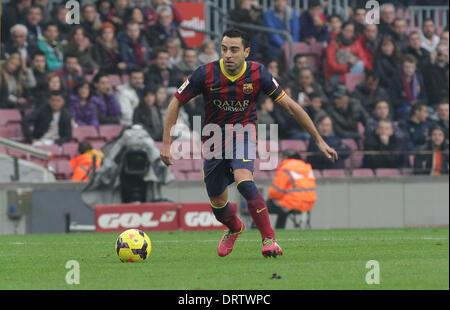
[{"xmin": 0, "ymin": 227, "xmax": 448, "ymax": 290}]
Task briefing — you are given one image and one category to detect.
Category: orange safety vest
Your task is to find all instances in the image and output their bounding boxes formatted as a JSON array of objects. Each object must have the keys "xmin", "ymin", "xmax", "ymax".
[
  {"xmin": 70, "ymin": 150, "xmax": 104, "ymax": 182},
  {"xmin": 268, "ymin": 158, "xmax": 316, "ymax": 212}
]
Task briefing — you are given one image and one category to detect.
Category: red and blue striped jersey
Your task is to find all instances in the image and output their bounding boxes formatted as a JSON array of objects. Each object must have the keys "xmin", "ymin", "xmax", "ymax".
[{"xmin": 174, "ymin": 58, "xmax": 286, "ymax": 130}]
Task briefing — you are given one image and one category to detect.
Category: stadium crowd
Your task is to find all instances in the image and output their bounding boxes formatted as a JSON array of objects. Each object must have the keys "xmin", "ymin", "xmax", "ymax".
[{"xmin": 0, "ymin": 0, "xmax": 449, "ymax": 178}]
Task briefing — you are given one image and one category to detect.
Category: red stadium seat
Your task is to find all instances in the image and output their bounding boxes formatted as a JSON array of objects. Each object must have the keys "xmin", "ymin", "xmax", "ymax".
[
  {"xmin": 282, "ymin": 42, "xmax": 311, "ymax": 69},
  {"xmin": 375, "ymin": 168, "xmax": 401, "ymax": 177},
  {"xmin": 279, "ymin": 140, "xmax": 307, "ymax": 153},
  {"xmin": 62, "ymin": 142, "xmax": 79, "ymax": 159},
  {"xmin": 253, "ymin": 170, "xmax": 269, "ymax": 180},
  {"xmin": 172, "ymin": 159, "xmax": 193, "ymax": 172},
  {"xmin": 34, "ymin": 144, "xmax": 62, "ymax": 158},
  {"xmin": 0, "ymin": 109, "xmax": 21, "ymax": 126},
  {"xmin": 186, "ymin": 171, "xmax": 203, "ymax": 180},
  {"xmin": 57, "ymin": 160, "xmax": 73, "ymax": 180},
  {"xmin": 352, "ymin": 168, "xmax": 374, "ymax": 177},
  {"xmin": 72, "ymin": 126, "xmax": 99, "ymax": 142},
  {"xmin": 99, "ymin": 125, "xmax": 123, "ymax": 142},
  {"xmin": 322, "ymin": 169, "xmax": 346, "ymax": 177},
  {"xmin": 400, "ymin": 168, "xmax": 413, "ymax": 175},
  {"xmin": 345, "ymin": 73, "xmax": 365, "ymax": 93},
  {"xmin": 312, "ymin": 169, "xmax": 322, "ymax": 178},
  {"xmin": 0, "ymin": 128, "xmax": 14, "ymax": 139},
  {"xmin": 108, "ymin": 75, "xmax": 123, "ymax": 87},
  {"xmin": 192, "ymin": 159, "xmax": 203, "ymax": 172}
]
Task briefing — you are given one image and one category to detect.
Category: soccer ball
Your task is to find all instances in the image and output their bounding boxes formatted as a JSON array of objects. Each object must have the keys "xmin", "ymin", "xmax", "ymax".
[{"xmin": 115, "ymin": 229, "xmax": 152, "ymax": 262}]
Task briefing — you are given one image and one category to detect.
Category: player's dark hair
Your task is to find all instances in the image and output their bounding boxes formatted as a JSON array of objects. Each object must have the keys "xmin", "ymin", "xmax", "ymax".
[{"xmin": 222, "ymin": 28, "xmax": 250, "ymax": 49}]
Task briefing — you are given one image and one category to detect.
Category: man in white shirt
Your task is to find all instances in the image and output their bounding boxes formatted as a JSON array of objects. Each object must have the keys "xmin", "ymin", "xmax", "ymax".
[
  {"xmin": 420, "ymin": 18, "xmax": 440, "ymax": 53},
  {"xmin": 116, "ymin": 69, "xmax": 145, "ymax": 126}
]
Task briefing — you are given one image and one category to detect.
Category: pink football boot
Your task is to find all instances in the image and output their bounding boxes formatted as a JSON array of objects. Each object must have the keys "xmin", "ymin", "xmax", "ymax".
[
  {"xmin": 261, "ymin": 238, "xmax": 283, "ymax": 258},
  {"xmin": 217, "ymin": 222, "xmax": 245, "ymax": 257}
]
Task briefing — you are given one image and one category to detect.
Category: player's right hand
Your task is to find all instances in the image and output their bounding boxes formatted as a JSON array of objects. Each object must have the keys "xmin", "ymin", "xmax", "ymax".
[{"xmin": 160, "ymin": 143, "xmax": 173, "ymax": 166}]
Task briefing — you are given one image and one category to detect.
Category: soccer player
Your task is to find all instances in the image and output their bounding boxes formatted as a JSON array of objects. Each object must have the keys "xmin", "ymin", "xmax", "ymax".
[{"xmin": 160, "ymin": 28, "xmax": 337, "ymax": 258}]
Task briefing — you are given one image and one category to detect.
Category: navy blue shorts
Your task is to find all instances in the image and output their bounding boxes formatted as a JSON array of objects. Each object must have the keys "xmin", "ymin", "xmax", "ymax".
[{"xmin": 203, "ymin": 136, "xmax": 256, "ymax": 198}]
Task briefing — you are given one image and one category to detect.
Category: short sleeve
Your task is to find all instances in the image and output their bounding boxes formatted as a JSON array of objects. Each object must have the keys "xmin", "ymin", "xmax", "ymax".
[
  {"xmin": 174, "ymin": 65, "xmax": 205, "ymax": 104},
  {"xmin": 259, "ymin": 64, "xmax": 286, "ymax": 103}
]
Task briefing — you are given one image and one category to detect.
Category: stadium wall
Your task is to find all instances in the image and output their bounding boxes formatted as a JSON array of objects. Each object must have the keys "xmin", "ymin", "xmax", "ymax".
[{"xmin": 0, "ymin": 175, "xmax": 448, "ymax": 234}]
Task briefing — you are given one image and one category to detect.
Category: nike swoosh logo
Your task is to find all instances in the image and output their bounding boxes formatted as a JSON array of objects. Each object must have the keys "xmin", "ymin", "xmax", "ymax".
[
  {"xmin": 210, "ymin": 87, "xmax": 221, "ymax": 91},
  {"xmin": 242, "ymin": 159, "xmax": 252, "ymax": 162},
  {"xmin": 256, "ymin": 207, "xmax": 267, "ymax": 214}
]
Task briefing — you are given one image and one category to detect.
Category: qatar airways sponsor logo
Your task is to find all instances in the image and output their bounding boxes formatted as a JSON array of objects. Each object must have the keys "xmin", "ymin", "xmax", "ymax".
[
  {"xmin": 184, "ymin": 211, "xmax": 222, "ymax": 228},
  {"xmin": 97, "ymin": 211, "xmax": 177, "ymax": 229},
  {"xmin": 213, "ymin": 99, "xmax": 250, "ymax": 112}
]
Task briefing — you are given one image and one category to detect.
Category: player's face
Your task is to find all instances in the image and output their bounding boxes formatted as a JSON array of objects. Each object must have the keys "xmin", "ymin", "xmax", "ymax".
[{"xmin": 221, "ymin": 36, "xmax": 250, "ymax": 74}]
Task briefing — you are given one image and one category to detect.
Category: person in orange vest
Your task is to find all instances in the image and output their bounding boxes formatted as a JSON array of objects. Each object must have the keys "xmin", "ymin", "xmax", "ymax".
[
  {"xmin": 70, "ymin": 141, "xmax": 104, "ymax": 181},
  {"xmin": 267, "ymin": 149, "xmax": 317, "ymax": 228}
]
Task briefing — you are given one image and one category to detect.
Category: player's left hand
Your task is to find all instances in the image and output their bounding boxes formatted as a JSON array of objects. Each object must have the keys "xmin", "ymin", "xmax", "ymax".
[
  {"xmin": 160, "ymin": 143, "xmax": 173, "ymax": 166},
  {"xmin": 318, "ymin": 141, "xmax": 338, "ymax": 162}
]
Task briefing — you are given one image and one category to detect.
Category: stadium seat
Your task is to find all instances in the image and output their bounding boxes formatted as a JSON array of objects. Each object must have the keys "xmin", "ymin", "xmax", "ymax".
[
  {"xmin": 400, "ymin": 168, "xmax": 413, "ymax": 175},
  {"xmin": 0, "ymin": 145, "xmax": 7, "ymax": 154},
  {"xmin": 99, "ymin": 125, "xmax": 123, "ymax": 142},
  {"xmin": 172, "ymin": 159, "xmax": 193, "ymax": 172},
  {"xmin": 322, "ymin": 169, "xmax": 346, "ymax": 177},
  {"xmin": 72, "ymin": 126, "xmax": 100, "ymax": 142},
  {"xmin": 35, "ymin": 144, "xmax": 62, "ymax": 158},
  {"xmin": 279, "ymin": 140, "xmax": 307, "ymax": 153},
  {"xmin": 352, "ymin": 168, "xmax": 374, "ymax": 177},
  {"xmin": 0, "ymin": 128, "xmax": 14, "ymax": 139},
  {"xmin": 312, "ymin": 169, "xmax": 322, "ymax": 178},
  {"xmin": 6, "ymin": 147, "xmax": 27, "ymax": 159},
  {"xmin": 56, "ymin": 159, "xmax": 73, "ymax": 180},
  {"xmin": 108, "ymin": 75, "xmax": 123, "ymax": 87},
  {"xmin": 310, "ymin": 42, "xmax": 324, "ymax": 56},
  {"xmin": 282, "ymin": 42, "xmax": 311, "ymax": 69},
  {"xmin": 375, "ymin": 168, "xmax": 401, "ymax": 177},
  {"xmin": 253, "ymin": 170, "xmax": 269, "ymax": 180},
  {"xmin": 345, "ymin": 73, "xmax": 365, "ymax": 93},
  {"xmin": 91, "ymin": 141, "xmax": 106, "ymax": 151},
  {"xmin": 186, "ymin": 171, "xmax": 203, "ymax": 180},
  {"xmin": 192, "ymin": 159, "xmax": 203, "ymax": 172},
  {"xmin": 0, "ymin": 109, "xmax": 21, "ymax": 126},
  {"xmin": 62, "ymin": 142, "xmax": 79, "ymax": 159}
]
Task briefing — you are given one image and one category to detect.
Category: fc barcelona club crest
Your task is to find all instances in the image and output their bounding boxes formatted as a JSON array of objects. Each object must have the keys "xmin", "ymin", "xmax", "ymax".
[{"xmin": 243, "ymin": 83, "xmax": 253, "ymax": 94}]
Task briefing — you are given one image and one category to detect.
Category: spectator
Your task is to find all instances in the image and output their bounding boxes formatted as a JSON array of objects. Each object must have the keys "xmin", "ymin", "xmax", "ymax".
[
  {"xmin": 97, "ymin": 0, "xmax": 113, "ymax": 23},
  {"xmin": 372, "ymin": 35, "xmax": 402, "ymax": 91},
  {"xmin": 351, "ymin": 70, "xmax": 390, "ymax": 115},
  {"xmin": 431, "ymin": 102, "xmax": 449, "ymax": 141},
  {"xmin": 117, "ymin": 69, "xmax": 145, "ymax": 125},
  {"xmin": 256, "ymin": 96, "xmax": 276, "ymax": 139},
  {"xmin": 422, "ymin": 42, "xmax": 449, "ymax": 106},
  {"xmin": 146, "ymin": 5, "xmax": 186, "ymax": 49},
  {"xmin": 325, "ymin": 85, "xmax": 370, "ymax": 140},
  {"xmin": 198, "ymin": 39, "xmax": 220, "ymax": 66},
  {"xmin": 399, "ymin": 103, "xmax": 431, "ymax": 151},
  {"xmin": 440, "ymin": 28, "xmax": 449, "ymax": 45},
  {"xmin": 1, "ymin": 0, "xmax": 31, "ymax": 44},
  {"xmin": 118, "ymin": 21, "xmax": 151, "ymax": 72},
  {"xmin": 351, "ymin": 7, "xmax": 367, "ymax": 38},
  {"xmin": 107, "ymin": 0, "xmax": 131, "ymax": 30},
  {"xmin": 21, "ymin": 90, "xmax": 72, "ymax": 146},
  {"xmin": 324, "ymin": 21, "xmax": 369, "ymax": 86},
  {"xmin": 0, "ymin": 53, "xmax": 36, "ymax": 111},
  {"xmin": 24, "ymin": 4, "xmax": 44, "ymax": 44},
  {"xmin": 265, "ymin": 59, "xmax": 281, "ymax": 81},
  {"xmin": 36, "ymin": 22, "xmax": 64, "ymax": 71},
  {"xmin": 267, "ymin": 149, "xmax": 316, "ymax": 229},
  {"xmin": 290, "ymin": 67, "xmax": 329, "ymax": 107},
  {"xmin": 93, "ymin": 22, "xmax": 127, "ymax": 74},
  {"xmin": 31, "ymin": 72, "xmax": 64, "ymax": 108},
  {"xmin": 28, "ymin": 50, "xmax": 49, "ymax": 103},
  {"xmin": 358, "ymin": 23, "xmax": 379, "ymax": 71},
  {"xmin": 67, "ymin": 80, "xmax": 100, "ymax": 128},
  {"xmin": 175, "ymin": 48, "xmax": 200, "ymax": 73},
  {"xmin": 125, "ymin": 7, "xmax": 147, "ymax": 32},
  {"xmin": 271, "ymin": 99, "xmax": 309, "ymax": 140},
  {"xmin": 403, "ymin": 31, "xmax": 431, "ymax": 71},
  {"xmin": 262, "ymin": 0, "xmax": 300, "ymax": 60},
  {"xmin": 413, "ymin": 127, "xmax": 449, "ymax": 175},
  {"xmin": 327, "ymin": 14, "xmax": 342, "ymax": 42},
  {"xmin": 132, "ymin": 88, "xmax": 164, "ymax": 141},
  {"xmin": 392, "ymin": 18, "xmax": 409, "ymax": 51},
  {"xmin": 166, "ymin": 37, "xmax": 183, "ymax": 69},
  {"xmin": 391, "ymin": 54, "xmax": 428, "ymax": 119},
  {"xmin": 56, "ymin": 53, "xmax": 85, "ymax": 94},
  {"xmin": 303, "ymin": 92, "xmax": 326, "ymax": 123},
  {"xmin": 63, "ymin": 26, "xmax": 99, "ymax": 75},
  {"xmin": 299, "ymin": 0, "xmax": 328, "ymax": 44},
  {"xmin": 70, "ymin": 141, "xmax": 104, "ymax": 182},
  {"xmin": 281, "ymin": 53, "xmax": 308, "ymax": 86},
  {"xmin": 2, "ymin": 24, "xmax": 38, "ymax": 64},
  {"xmin": 80, "ymin": 3, "xmax": 102, "ymax": 42},
  {"xmin": 144, "ymin": 0, "xmax": 184, "ymax": 27},
  {"xmin": 365, "ymin": 100, "xmax": 403, "ymax": 139},
  {"xmin": 34, "ymin": 0, "xmax": 51, "ymax": 24},
  {"xmin": 306, "ymin": 114, "xmax": 350, "ymax": 170},
  {"xmin": 91, "ymin": 72, "xmax": 122, "ymax": 125},
  {"xmin": 363, "ymin": 119, "xmax": 408, "ymax": 169},
  {"xmin": 378, "ymin": 3, "xmax": 396, "ymax": 37},
  {"xmin": 420, "ymin": 18, "xmax": 440, "ymax": 53},
  {"xmin": 145, "ymin": 48, "xmax": 183, "ymax": 91},
  {"xmin": 52, "ymin": 5, "xmax": 71, "ymax": 41}
]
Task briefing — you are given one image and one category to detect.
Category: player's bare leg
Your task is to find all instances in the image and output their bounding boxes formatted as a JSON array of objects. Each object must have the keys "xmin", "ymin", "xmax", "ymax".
[
  {"xmin": 234, "ymin": 168, "xmax": 283, "ymax": 258},
  {"xmin": 210, "ymin": 187, "xmax": 245, "ymax": 257}
]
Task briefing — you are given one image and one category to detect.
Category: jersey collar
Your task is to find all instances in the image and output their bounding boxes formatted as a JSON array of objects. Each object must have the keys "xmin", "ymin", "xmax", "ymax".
[{"xmin": 220, "ymin": 58, "xmax": 247, "ymax": 82}]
